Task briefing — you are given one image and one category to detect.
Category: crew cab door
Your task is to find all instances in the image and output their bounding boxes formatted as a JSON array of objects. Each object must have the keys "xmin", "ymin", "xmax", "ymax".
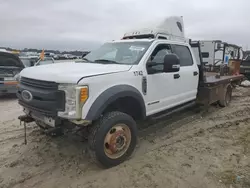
[
  {"xmin": 145, "ymin": 43, "xmax": 182, "ymax": 115},
  {"xmin": 171, "ymin": 44, "xmax": 199, "ymax": 103},
  {"xmin": 144, "ymin": 43, "xmax": 198, "ymax": 116}
]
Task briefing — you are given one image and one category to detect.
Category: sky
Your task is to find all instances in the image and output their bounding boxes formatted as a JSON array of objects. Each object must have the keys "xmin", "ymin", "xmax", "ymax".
[{"xmin": 0, "ymin": 0, "xmax": 250, "ymax": 51}]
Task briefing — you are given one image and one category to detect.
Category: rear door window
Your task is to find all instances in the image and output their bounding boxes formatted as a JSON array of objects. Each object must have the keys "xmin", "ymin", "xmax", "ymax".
[{"xmin": 172, "ymin": 45, "xmax": 193, "ymax": 66}]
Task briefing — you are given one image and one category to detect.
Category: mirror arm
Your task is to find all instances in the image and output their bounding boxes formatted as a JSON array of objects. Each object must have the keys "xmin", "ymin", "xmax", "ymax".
[{"xmin": 147, "ymin": 62, "xmax": 163, "ymax": 68}]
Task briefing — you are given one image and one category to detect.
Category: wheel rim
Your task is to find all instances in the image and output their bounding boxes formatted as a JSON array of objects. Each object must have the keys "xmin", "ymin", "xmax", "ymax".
[{"xmin": 104, "ymin": 123, "xmax": 131, "ymax": 159}]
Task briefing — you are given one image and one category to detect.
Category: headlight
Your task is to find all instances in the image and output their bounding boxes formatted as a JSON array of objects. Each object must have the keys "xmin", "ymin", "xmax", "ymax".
[{"xmin": 58, "ymin": 84, "xmax": 88, "ymax": 119}]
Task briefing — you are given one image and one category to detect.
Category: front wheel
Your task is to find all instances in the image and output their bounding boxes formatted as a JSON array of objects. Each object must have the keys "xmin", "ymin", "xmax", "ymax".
[{"xmin": 88, "ymin": 111, "xmax": 137, "ymax": 168}]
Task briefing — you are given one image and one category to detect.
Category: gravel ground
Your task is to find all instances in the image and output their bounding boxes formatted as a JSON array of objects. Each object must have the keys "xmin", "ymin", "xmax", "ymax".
[{"xmin": 0, "ymin": 87, "xmax": 250, "ymax": 188}]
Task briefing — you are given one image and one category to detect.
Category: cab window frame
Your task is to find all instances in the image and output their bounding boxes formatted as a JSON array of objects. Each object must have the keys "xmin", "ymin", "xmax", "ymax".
[{"xmin": 146, "ymin": 43, "xmax": 173, "ymax": 74}]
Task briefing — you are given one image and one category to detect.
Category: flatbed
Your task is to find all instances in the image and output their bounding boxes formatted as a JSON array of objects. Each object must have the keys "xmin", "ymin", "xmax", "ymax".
[
  {"xmin": 203, "ymin": 74, "xmax": 244, "ymax": 86},
  {"xmin": 197, "ymin": 74, "xmax": 244, "ymax": 106},
  {"xmin": 189, "ymin": 40, "xmax": 245, "ymax": 107}
]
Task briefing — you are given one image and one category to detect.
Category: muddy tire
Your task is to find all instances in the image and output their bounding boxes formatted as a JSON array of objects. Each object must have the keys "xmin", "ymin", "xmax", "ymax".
[
  {"xmin": 88, "ymin": 111, "xmax": 137, "ymax": 168},
  {"xmin": 218, "ymin": 84, "xmax": 232, "ymax": 107}
]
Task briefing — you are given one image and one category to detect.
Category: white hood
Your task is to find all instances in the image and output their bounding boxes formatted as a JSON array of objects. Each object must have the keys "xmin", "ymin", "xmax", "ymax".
[{"xmin": 20, "ymin": 62, "xmax": 132, "ymax": 83}]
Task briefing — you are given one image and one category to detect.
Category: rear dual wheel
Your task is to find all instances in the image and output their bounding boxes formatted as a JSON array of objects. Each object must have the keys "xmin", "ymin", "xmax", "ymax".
[
  {"xmin": 218, "ymin": 84, "xmax": 232, "ymax": 107},
  {"xmin": 88, "ymin": 111, "xmax": 137, "ymax": 168}
]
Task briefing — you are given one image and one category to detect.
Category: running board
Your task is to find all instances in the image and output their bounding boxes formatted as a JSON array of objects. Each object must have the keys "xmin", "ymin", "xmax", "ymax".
[{"xmin": 150, "ymin": 101, "xmax": 196, "ymax": 120}]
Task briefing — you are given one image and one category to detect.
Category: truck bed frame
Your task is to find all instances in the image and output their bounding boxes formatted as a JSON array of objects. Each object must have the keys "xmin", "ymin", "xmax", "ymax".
[{"xmin": 190, "ymin": 41, "xmax": 244, "ymax": 107}]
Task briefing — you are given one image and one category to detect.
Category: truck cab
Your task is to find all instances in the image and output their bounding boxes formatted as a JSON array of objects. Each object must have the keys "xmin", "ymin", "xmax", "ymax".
[
  {"xmin": 0, "ymin": 51, "xmax": 24, "ymax": 95},
  {"xmin": 17, "ymin": 16, "xmax": 241, "ymax": 168},
  {"xmin": 240, "ymin": 55, "xmax": 250, "ymax": 79}
]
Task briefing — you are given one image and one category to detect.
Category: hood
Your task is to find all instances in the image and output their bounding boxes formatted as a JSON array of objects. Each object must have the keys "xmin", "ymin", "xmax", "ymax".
[
  {"xmin": 0, "ymin": 52, "xmax": 24, "ymax": 68},
  {"xmin": 20, "ymin": 62, "xmax": 132, "ymax": 83}
]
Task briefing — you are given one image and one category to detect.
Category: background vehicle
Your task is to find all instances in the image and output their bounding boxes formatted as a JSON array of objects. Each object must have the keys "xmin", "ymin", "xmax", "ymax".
[
  {"xmin": 19, "ymin": 57, "xmax": 37, "ymax": 67},
  {"xmin": 19, "ymin": 56, "xmax": 54, "ymax": 68},
  {"xmin": 82, "ymin": 51, "xmax": 90, "ymax": 58},
  {"xmin": 0, "ymin": 51, "xmax": 24, "ymax": 94},
  {"xmin": 240, "ymin": 55, "xmax": 250, "ymax": 79},
  {"xmin": 17, "ymin": 16, "xmax": 244, "ymax": 168},
  {"xmin": 192, "ymin": 40, "xmax": 243, "ymax": 75},
  {"xmin": 34, "ymin": 57, "xmax": 55, "ymax": 66},
  {"xmin": 197, "ymin": 41, "xmax": 243, "ymax": 65}
]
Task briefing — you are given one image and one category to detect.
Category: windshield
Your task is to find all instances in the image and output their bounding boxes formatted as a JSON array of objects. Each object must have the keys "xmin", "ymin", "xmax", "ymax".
[{"xmin": 83, "ymin": 41, "xmax": 152, "ymax": 65}]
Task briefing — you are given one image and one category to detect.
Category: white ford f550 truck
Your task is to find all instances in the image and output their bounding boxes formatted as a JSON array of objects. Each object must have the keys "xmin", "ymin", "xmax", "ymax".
[{"xmin": 17, "ymin": 16, "xmax": 244, "ymax": 167}]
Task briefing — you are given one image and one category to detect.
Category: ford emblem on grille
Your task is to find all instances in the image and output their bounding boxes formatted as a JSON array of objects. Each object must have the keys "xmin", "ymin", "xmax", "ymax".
[{"xmin": 21, "ymin": 90, "xmax": 33, "ymax": 102}]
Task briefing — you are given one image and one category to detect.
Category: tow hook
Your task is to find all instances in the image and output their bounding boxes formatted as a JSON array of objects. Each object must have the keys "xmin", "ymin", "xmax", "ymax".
[{"xmin": 18, "ymin": 115, "xmax": 34, "ymax": 145}]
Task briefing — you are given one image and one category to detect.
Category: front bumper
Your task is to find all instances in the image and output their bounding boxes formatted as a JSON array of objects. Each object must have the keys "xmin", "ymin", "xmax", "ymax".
[
  {"xmin": 22, "ymin": 107, "xmax": 61, "ymax": 127},
  {"xmin": 21, "ymin": 106, "xmax": 91, "ymax": 127},
  {"xmin": 17, "ymin": 77, "xmax": 89, "ymax": 126}
]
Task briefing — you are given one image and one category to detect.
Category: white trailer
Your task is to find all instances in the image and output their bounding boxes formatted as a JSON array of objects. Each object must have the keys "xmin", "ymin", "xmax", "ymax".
[{"xmin": 193, "ymin": 40, "xmax": 243, "ymax": 66}]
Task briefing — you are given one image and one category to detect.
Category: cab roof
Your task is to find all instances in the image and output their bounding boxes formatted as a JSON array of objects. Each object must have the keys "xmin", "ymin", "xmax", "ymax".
[
  {"xmin": 111, "ymin": 38, "xmax": 188, "ymax": 46},
  {"xmin": 112, "ymin": 38, "xmax": 155, "ymax": 43}
]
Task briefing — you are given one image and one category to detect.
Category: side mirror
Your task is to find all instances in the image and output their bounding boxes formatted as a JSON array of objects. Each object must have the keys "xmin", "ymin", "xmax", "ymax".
[{"xmin": 163, "ymin": 54, "xmax": 180, "ymax": 72}]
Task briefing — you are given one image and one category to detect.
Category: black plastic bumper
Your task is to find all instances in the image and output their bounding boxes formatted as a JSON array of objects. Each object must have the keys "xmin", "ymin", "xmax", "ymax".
[{"xmin": 17, "ymin": 77, "xmax": 65, "ymax": 117}]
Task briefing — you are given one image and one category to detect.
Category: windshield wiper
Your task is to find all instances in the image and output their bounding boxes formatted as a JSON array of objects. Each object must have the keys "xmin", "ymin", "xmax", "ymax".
[{"xmin": 94, "ymin": 59, "xmax": 121, "ymax": 64}]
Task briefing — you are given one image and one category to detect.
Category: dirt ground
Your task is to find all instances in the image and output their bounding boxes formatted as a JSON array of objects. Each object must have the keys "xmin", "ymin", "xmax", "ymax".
[{"xmin": 0, "ymin": 87, "xmax": 250, "ymax": 188}]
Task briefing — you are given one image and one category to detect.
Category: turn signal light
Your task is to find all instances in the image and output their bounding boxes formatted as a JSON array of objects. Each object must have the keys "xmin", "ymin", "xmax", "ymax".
[{"xmin": 80, "ymin": 87, "xmax": 88, "ymax": 103}]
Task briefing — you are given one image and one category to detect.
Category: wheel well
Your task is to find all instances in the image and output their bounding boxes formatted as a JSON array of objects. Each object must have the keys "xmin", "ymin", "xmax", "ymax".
[{"xmin": 103, "ymin": 96, "xmax": 144, "ymax": 120}]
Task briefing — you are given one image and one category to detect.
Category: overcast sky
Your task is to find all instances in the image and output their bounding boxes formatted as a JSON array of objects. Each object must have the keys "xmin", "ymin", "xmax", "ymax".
[{"xmin": 0, "ymin": 0, "xmax": 249, "ymax": 51}]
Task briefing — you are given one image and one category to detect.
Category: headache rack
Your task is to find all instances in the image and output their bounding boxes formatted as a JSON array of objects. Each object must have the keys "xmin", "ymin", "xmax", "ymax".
[
  {"xmin": 189, "ymin": 40, "xmax": 243, "ymax": 83},
  {"xmin": 190, "ymin": 40, "xmax": 243, "ymax": 77},
  {"xmin": 189, "ymin": 40, "xmax": 244, "ymax": 107}
]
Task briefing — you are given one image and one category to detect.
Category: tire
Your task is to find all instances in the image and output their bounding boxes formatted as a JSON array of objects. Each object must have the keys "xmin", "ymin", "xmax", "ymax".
[
  {"xmin": 88, "ymin": 111, "xmax": 137, "ymax": 168},
  {"xmin": 218, "ymin": 84, "xmax": 232, "ymax": 107}
]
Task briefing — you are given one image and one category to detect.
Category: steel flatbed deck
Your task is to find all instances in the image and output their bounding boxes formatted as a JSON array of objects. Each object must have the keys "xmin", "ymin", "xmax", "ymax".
[
  {"xmin": 197, "ymin": 74, "xmax": 244, "ymax": 106},
  {"xmin": 203, "ymin": 74, "xmax": 244, "ymax": 86}
]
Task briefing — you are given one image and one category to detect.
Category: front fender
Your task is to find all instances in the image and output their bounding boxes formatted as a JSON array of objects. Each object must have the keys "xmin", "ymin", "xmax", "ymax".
[{"xmin": 85, "ymin": 85, "xmax": 146, "ymax": 121}]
